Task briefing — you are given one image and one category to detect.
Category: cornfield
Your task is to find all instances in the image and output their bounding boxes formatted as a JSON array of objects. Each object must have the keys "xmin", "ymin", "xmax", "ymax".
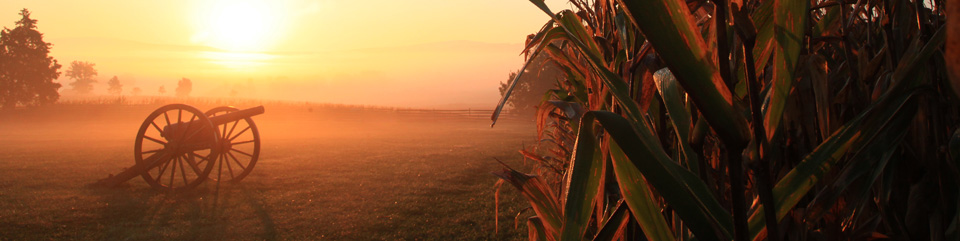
[{"xmin": 493, "ymin": 0, "xmax": 958, "ymax": 240}]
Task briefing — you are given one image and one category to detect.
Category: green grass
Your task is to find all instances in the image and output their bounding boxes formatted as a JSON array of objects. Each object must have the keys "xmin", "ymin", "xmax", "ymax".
[{"xmin": 0, "ymin": 104, "xmax": 534, "ymax": 240}]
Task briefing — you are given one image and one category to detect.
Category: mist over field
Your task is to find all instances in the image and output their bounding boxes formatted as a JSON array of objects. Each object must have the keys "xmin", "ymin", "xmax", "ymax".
[
  {"xmin": 0, "ymin": 0, "xmax": 572, "ymax": 238},
  {"xmin": 0, "ymin": 102, "xmax": 537, "ymax": 240},
  {"xmin": 50, "ymin": 40, "xmax": 527, "ymax": 109}
]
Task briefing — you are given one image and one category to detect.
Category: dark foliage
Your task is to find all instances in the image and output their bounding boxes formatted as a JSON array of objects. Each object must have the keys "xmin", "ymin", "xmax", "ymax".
[{"xmin": 0, "ymin": 9, "xmax": 61, "ymax": 110}]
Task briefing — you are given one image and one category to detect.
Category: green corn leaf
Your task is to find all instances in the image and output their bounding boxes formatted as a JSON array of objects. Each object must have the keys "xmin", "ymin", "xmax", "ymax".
[
  {"xmin": 527, "ymin": 217, "xmax": 550, "ymax": 241},
  {"xmin": 745, "ymin": 27, "xmax": 942, "ymax": 234},
  {"xmin": 750, "ymin": 0, "xmax": 776, "ymax": 72},
  {"xmin": 492, "ymin": 167, "xmax": 563, "ymax": 238},
  {"xmin": 811, "ymin": 4, "xmax": 840, "ymax": 38},
  {"xmin": 747, "ymin": 89, "xmax": 921, "ymax": 240},
  {"xmin": 748, "ymin": 33, "xmax": 944, "ymax": 231},
  {"xmin": 745, "ymin": 26, "xmax": 943, "ymax": 233},
  {"xmin": 560, "ymin": 123, "xmax": 606, "ymax": 240},
  {"xmin": 609, "ymin": 141, "xmax": 675, "ymax": 241},
  {"xmin": 591, "ymin": 201, "xmax": 630, "ymax": 241},
  {"xmin": 536, "ymin": 7, "xmax": 734, "ymax": 238},
  {"xmin": 764, "ymin": 0, "xmax": 809, "ymax": 141},
  {"xmin": 807, "ymin": 55, "xmax": 833, "ymax": 140},
  {"xmin": 731, "ymin": 0, "xmax": 776, "ymax": 99},
  {"xmin": 805, "ymin": 102, "xmax": 915, "ymax": 223},
  {"xmin": 615, "ymin": 0, "xmax": 750, "ymax": 147},
  {"xmin": 521, "ymin": 3, "xmax": 741, "ymax": 239},
  {"xmin": 653, "ymin": 68, "xmax": 699, "ymax": 173},
  {"xmin": 581, "ymin": 111, "xmax": 733, "ymax": 241},
  {"xmin": 889, "ymin": 26, "xmax": 945, "ymax": 94}
]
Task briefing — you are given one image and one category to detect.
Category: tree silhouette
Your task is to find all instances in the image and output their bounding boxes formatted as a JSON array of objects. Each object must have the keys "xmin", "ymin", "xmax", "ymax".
[
  {"xmin": 498, "ymin": 54, "xmax": 558, "ymax": 114},
  {"xmin": 176, "ymin": 78, "xmax": 192, "ymax": 97},
  {"xmin": 106, "ymin": 76, "xmax": 122, "ymax": 95},
  {"xmin": 0, "ymin": 9, "xmax": 62, "ymax": 110},
  {"xmin": 132, "ymin": 87, "xmax": 141, "ymax": 96},
  {"xmin": 158, "ymin": 85, "xmax": 166, "ymax": 95},
  {"xmin": 66, "ymin": 61, "xmax": 97, "ymax": 94}
]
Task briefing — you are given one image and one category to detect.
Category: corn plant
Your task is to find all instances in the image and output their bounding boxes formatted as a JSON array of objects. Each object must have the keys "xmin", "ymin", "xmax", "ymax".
[{"xmin": 493, "ymin": 0, "xmax": 957, "ymax": 240}]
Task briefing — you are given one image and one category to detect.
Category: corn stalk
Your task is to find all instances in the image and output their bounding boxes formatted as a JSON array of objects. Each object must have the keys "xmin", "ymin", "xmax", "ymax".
[{"xmin": 494, "ymin": 0, "xmax": 958, "ymax": 240}]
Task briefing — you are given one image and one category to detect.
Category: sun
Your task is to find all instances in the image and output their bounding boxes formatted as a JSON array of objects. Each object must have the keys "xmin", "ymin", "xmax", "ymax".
[{"xmin": 194, "ymin": 0, "xmax": 282, "ymax": 52}]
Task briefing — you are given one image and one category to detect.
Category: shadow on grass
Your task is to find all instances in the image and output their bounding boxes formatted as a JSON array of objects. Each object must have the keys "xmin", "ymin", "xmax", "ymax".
[{"xmin": 90, "ymin": 184, "xmax": 277, "ymax": 240}]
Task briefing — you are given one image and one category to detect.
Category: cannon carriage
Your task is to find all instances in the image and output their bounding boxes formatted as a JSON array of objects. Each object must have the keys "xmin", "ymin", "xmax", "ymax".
[{"xmin": 96, "ymin": 104, "xmax": 264, "ymax": 192}]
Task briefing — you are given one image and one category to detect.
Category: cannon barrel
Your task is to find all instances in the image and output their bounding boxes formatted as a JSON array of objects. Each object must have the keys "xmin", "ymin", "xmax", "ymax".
[
  {"xmin": 162, "ymin": 105, "xmax": 265, "ymax": 143},
  {"xmin": 209, "ymin": 105, "xmax": 265, "ymax": 126}
]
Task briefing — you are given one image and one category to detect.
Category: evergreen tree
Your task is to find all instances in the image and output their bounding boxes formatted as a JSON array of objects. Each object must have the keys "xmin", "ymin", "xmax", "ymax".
[{"xmin": 0, "ymin": 9, "xmax": 62, "ymax": 110}]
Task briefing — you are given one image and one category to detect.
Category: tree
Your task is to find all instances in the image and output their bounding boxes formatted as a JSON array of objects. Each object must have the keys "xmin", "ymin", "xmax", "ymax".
[
  {"xmin": 106, "ymin": 76, "xmax": 122, "ymax": 95},
  {"xmin": 132, "ymin": 87, "xmax": 141, "ymax": 96},
  {"xmin": 158, "ymin": 85, "xmax": 166, "ymax": 95},
  {"xmin": 65, "ymin": 61, "xmax": 97, "ymax": 94},
  {"xmin": 0, "ymin": 9, "xmax": 62, "ymax": 110},
  {"xmin": 175, "ymin": 77, "xmax": 191, "ymax": 97},
  {"xmin": 498, "ymin": 54, "xmax": 557, "ymax": 114}
]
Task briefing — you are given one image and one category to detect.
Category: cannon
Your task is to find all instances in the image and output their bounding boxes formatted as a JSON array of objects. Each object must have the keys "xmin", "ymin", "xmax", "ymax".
[{"xmin": 96, "ymin": 104, "xmax": 264, "ymax": 192}]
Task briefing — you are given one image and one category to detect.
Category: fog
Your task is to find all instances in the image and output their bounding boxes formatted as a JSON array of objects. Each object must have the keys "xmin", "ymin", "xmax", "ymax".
[{"xmin": 51, "ymin": 40, "xmax": 524, "ymax": 109}]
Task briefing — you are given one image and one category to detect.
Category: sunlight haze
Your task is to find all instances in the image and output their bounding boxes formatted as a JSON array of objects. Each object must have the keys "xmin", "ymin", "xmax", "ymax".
[{"xmin": 1, "ymin": 0, "xmax": 566, "ymax": 108}]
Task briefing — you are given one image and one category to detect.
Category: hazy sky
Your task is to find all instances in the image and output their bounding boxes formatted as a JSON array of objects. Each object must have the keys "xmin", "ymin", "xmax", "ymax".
[{"xmin": 1, "ymin": 0, "xmax": 566, "ymax": 108}]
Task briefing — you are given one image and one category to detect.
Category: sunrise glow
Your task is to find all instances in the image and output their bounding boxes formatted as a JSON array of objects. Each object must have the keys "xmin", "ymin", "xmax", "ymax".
[
  {"xmin": 192, "ymin": 0, "xmax": 284, "ymax": 52},
  {"xmin": 1, "ymin": 0, "xmax": 568, "ymax": 107}
]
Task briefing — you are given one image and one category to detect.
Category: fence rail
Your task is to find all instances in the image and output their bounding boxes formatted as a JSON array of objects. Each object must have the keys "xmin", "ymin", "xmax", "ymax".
[
  {"xmin": 394, "ymin": 109, "xmax": 493, "ymax": 118},
  {"xmin": 393, "ymin": 109, "xmax": 529, "ymax": 120}
]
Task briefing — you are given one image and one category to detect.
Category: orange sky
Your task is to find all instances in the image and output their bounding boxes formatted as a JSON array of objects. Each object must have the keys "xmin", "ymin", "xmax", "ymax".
[{"xmin": 1, "ymin": 0, "xmax": 566, "ymax": 108}]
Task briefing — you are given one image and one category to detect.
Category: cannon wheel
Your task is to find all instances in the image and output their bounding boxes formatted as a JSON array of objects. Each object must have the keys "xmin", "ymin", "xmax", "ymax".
[
  {"xmin": 134, "ymin": 104, "xmax": 220, "ymax": 192},
  {"xmin": 205, "ymin": 106, "xmax": 261, "ymax": 183}
]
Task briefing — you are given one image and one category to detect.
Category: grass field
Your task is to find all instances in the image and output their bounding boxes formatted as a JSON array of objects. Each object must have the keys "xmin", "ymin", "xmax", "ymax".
[{"xmin": 0, "ymin": 103, "xmax": 534, "ymax": 240}]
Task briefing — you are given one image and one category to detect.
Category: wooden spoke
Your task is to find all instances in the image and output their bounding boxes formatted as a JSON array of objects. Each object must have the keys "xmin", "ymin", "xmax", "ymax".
[
  {"xmin": 179, "ymin": 157, "xmax": 189, "ymax": 187},
  {"xmin": 142, "ymin": 149, "xmax": 163, "ymax": 155},
  {"xmin": 227, "ymin": 151, "xmax": 247, "ymax": 170},
  {"xmin": 231, "ymin": 139, "xmax": 255, "ymax": 145},
  {"xmin": 187, "ymin": 151, "xmax": 213, "ymax": 163},
  {"xmin": 225, "ymin": 120, "xmax": 240, "ymax": 140},
  {"xmin": 182, "ymin": 153, "xmax": 203, "ymax": 176},
  {"xmin": 150, "ymin": 121, "xmax": 163, "ymax": 134},
  {"xmin": 223, "ymin": 153, "xmax": 236, "ymax": 179},
  {"xmin": 231, "ymin": 148, "xmax": 254, "ymax": 158},
  {"xmin": 221, "ymin": 120, "xmax": 228, "ymax": 139},
  {"xmin": 229, "ymin": 126, "xmax": 251, "ymax": 141},
  {"xmin": 216, "ymin": 152, "xmax": 225, "ymax": 185},
  {"xmin": 168, "ymin": 156, "xmax": 178, "ymax": 188},
  {"xmin": 156, "ymin": 157, "xmax": 172, "ymax": 179},
  {"xmin": 143, "ymin": 135, "xmax": 166, "ymax": 145},
  {"xmin": 163, "ymin": 111, "xmax": 171, "ymax": 127}
]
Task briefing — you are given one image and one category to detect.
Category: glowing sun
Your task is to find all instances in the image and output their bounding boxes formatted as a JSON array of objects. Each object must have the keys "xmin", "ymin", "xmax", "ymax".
[{"xmin": 194, "ymin": 0, "xmax": 283, "ymax": 52}]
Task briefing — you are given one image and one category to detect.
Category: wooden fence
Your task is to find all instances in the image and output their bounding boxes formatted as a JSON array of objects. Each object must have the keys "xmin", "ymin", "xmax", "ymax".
[{"xmin": 393, "ymin": 109, "xmax": 530, "ymax": 120}]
